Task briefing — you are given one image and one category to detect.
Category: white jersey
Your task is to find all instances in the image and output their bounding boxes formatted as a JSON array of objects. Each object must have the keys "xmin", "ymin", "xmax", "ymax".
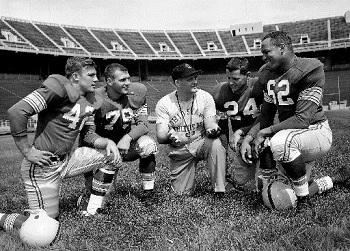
[{"xmin": 156, "ymin": 89, "xmax": 216, "ymax": 145}]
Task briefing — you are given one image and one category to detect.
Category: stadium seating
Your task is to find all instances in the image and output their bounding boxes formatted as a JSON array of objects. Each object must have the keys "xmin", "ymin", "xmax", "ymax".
[
  {"xmin": 2, "ymin": 18, "xmax": 59, "ymax": 52},
  {"xmin": 90, "ymin": 28, "xmax": 135, "ymax": 58},
  {"xmin": 141, "ymin": 31, "xmax": 180, "ymax": 58},
  {"xmin": 192, "ymin": 31, "xmax": 226, "ymax": 56},
  {"xmin": 116, "ymin": 30, "xmax": 155, "ymax": 56},
  {"xmin": 1, "ymin": 14, "xmax": 350, "ymax": 59},
  {"xmin": 62, "ymin": 25, "xmax": 111, "ymax": 57},
  {"xmin": 167, "ymin": 31, "xmax": 202, "ymax": 57},
  {"xmin": 217, "ymin": 30, "xmax": 247, "ymax": 54}
]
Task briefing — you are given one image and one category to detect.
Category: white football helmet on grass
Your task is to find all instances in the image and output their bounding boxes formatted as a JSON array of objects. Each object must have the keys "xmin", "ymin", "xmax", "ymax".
[{"xmin": 19, "ymin": 209, "xmax": 59, "ymax": 247}]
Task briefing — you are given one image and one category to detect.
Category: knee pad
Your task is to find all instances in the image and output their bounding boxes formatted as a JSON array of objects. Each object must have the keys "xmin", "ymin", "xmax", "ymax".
[
  {"xmin": 136, "ymin": 135, "xmax": 158, "ymax": 158},
  {"xmin": 270, "ymin": 131, "xmax": 300, "ymax": 163}
]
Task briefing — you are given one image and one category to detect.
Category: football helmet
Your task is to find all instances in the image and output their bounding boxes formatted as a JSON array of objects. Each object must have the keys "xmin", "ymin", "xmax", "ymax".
[
  {"xmin": 262, "ymin": 173, "xmax": 297, "ymax": 210},
  {"xmin": 19, "ymin": 209, "xmax": 60, "ymax": 247}
]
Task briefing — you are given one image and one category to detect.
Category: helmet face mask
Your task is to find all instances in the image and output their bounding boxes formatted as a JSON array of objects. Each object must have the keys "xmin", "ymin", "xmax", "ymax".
[
  {"xmin": 262, "ymin": 174, "xmax": 297, "ymax": 210},
  {"xmin": 19, "ymin": 209, "xmax": 60, "ymax": 247}
]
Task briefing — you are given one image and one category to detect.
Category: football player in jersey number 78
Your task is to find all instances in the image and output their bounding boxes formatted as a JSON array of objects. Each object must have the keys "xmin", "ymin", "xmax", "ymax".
[{"xmin": 78, "ymin": 63, "xmax": 158, "ymax": 215}]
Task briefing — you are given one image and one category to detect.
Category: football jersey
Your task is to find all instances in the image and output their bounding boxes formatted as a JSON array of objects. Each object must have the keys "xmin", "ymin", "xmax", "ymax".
[
  {"xmin": 258, "ymin": 57, "xmax": 327, "ymax": 131},
  {"xmin": 211, "ymin": 77, "xmax": 261, "ymax": 134},
  {"xmin": 156, "ymin": 89, "xmax": 216, "ymax": 145},
  {"xmin": 91, "ymin": 82, "xmax": 148, "ymax": 144},
  {"xmin": 8, "ymin": 74, "xmax": 103, "ymax": 156}
]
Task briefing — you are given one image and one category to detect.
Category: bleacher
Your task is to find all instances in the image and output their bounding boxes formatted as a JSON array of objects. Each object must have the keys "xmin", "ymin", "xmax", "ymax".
[
  {"xmin": 217, "ymin": 30, "xmax": 247, "ymax": 54},
  {"xmin": 141, "ymin": 31, "xmax": 180, "ymax": 58},
  {"xmin": 4, "ymin": 18, "xmax": 59, "ymax": 52},
  {"xmin": 116, "ymin": 30, "xmax": 155, "ymax": 56},
  {"xmin": 1, "ymin": 14, "xmax": 350, "ymax": 59},
  {"xmin": 62, "ymin": 25, "xmax": 111, "ymax": 57},
  {"xmin": 192, "ymin": 31, "xmax": 226, "ymax": 56},
  {"xmin": 0, "ymin": 19, "xmax": 35, "ymax": 51},
  {"xmin": 166, "ymin": 31, "xmax": 202, "ymax": 57}
]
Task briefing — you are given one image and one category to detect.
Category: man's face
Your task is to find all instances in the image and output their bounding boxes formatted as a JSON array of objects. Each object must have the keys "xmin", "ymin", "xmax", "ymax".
[
  {"xmin": 77, "ymin": 66, "xmax": 98, "ymax": 94},
  {"xmin": 178, "ymin": 75, "xmax": 199, "ymax": 94},
  {"xmin": 108, "ymin": 69, "xmax": 131, "ymax": 95},
  {"xmin": 261, "ymin": 38, "xmax": 284, "ymax": 71},
  {"xmin": 226, "ymin": 69, "xmax": 247, "ymax": 93}
]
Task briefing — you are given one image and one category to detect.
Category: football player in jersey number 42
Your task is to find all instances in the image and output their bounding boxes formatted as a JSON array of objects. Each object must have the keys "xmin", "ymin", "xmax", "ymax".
[{"xmin": 1, "ymin": 57, "xmax": 122, "ymax": 246}]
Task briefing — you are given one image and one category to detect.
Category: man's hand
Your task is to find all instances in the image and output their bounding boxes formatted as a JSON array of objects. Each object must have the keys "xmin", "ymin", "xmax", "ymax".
[
  {"xmin": 230, "ymin": 129, "xmax": 243, "ymax": 151},
  {"xmin": 106, "ymin": 139, "xmax": 120, "ymax": 162},
  {"xmin": 167, "ymin": 128, "xmax": 181, "ymax": 147},
  {"xmin": 25, "ymin": 146, "xmax": 55, "ymax": 167},
  {"xmin": 206, "ymin": 126, "xmax": 221, "ymax": 139},
  {"xmin": 116, "ymin": 134, "xmax": 132, "ymax": 156},
  {"xmin": 253, "ymin": 127, "xmax": 273, "ymax": 157},
  {"xmin": 240, "ymin": 135, "xmax": 254, "ymax": 164}
]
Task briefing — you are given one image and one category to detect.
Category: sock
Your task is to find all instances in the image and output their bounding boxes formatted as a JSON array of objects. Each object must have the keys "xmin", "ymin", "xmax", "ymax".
[
  {"xmin": 141, "ymin": 172, "xmax": 155, "ymax": 190},
  {"xmin": 87, "ymin": 194, "xmax": 104, "ymax": 215},
  {"xmin": 0, "ymin": 213, "xmax": 28, "ymax": 231},
  {"xmin": 139, "ymin": 155, "xmax": 156, "ymax": 191},
  {"xmin": 292, "ymin": 175, "xmax": 309, "ymax": 197}
]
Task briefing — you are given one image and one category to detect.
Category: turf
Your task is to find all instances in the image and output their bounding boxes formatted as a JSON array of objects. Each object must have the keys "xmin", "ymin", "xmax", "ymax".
[{"xmin": 1, "ymin": 110, "xmax": 350, "ymax": 251}]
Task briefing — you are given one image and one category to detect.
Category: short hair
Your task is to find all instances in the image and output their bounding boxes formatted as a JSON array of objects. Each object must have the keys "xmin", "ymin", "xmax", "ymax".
[
  {"xmin": 225, "ymin": 57, "xmax": 250, "ymax": 75},
  {"xmin": 104, "ymin": 63, "xmax": 128, "ymax": 81},
  {"xmin": 65, "ymin": 57, "xmax": 96, "ymax": 78},
  {"xmin": 262, "ymin": 31, "xmax": 293, "ymax": 49}
]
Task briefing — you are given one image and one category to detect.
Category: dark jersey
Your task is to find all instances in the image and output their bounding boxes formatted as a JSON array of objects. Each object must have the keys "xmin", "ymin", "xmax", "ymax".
[
  {"xmin": 211, "ymin": 77, "xmax": 261, "ymax": 138},
  {"xmin": 8, "ymin": 74, "xmax": 103, "ymax": 156},
  {"xmin": 257, "ymin": 57, "xmax": 327, "ymax": 131},
  {"xmin": 82, "ymin": 82, "xmax": 149, "ymax": 145}
]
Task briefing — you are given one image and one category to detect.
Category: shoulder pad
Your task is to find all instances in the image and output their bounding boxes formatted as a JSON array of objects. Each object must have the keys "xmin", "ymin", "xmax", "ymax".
[
  {"xmin": 44, "ymin": 75, "xmax": 79, "ymax": 102},
  {"xmin": 211, "ymin": 82, "xmax": 229, "ymax": 100}
]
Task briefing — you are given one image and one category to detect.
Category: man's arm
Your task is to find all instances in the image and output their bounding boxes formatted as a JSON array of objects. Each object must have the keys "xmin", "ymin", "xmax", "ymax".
[{"xmin": 8, "ymin": 95, "xmax": 54, "ymax": 166}]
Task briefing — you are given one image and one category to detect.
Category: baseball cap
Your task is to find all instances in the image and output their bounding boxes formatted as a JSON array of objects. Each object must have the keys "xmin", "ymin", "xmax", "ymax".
[{"xmin": 171, "ymin": 63, "xmax": 203, "ymax": 81}]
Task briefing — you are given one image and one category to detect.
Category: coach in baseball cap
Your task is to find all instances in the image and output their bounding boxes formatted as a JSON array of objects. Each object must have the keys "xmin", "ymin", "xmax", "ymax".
[
  {"xmin": 155, "ymin": 62, "xmax": 235, "ymax": 196},
  {"xmin": 171, "ymin": 63, "xmax": 203, "ymax": 81}
]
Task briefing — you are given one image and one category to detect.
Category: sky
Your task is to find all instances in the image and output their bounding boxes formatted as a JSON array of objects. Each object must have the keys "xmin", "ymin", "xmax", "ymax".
[{"xmin": 0, "ymin": 0, "xmax": 349, "ymax": 30}]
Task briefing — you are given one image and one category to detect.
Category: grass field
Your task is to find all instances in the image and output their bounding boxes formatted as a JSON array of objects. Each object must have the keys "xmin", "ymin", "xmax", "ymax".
[{"xmin": 1, "ymin": 110, "xmax": 350, "ymax": 251}]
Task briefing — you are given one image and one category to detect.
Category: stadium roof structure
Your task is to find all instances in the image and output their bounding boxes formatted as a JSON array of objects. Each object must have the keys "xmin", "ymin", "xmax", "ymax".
[{"xmin": 0, "ymin": 13, "xmax": 350, "ymax": 60}]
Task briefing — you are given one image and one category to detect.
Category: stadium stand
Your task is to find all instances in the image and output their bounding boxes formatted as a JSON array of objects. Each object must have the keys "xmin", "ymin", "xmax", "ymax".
[
  {"xmin": 90, "ymin": 28, "xmax": 135, "ymax": 58},
  {"xmin": 167, "ymin": 31, "xmax": 202, "ymax": 57},
  {"xmin": 141, "ymin": 31, "xmax": 181, "ymax": 58},
  {"xmin": 116, "ymin": 30, "xmax": 155, "ymax": 56},
  {"xmin": 62, "ymin": 25, "xmax": 111, "ymax": 57},
  {"xmin": 0, "ymin": 19, "xmax": 35, "ymax": 51},
  {"xmin": 192, "ymin": 30, "xmax": 227, "ymax": 57},
  {"xmin": 217, "ymin": 30, "xmax": 247, "ymax": 54},
  {"xmin": 3, "ymin": 18, "xmax": 61, "ymax": 53}
]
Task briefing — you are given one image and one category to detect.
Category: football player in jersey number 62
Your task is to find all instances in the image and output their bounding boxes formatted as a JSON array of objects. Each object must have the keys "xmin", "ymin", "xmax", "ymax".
[{"xmin": 252, "ymin": 31, "xmax": 350, "ymax": 201}]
